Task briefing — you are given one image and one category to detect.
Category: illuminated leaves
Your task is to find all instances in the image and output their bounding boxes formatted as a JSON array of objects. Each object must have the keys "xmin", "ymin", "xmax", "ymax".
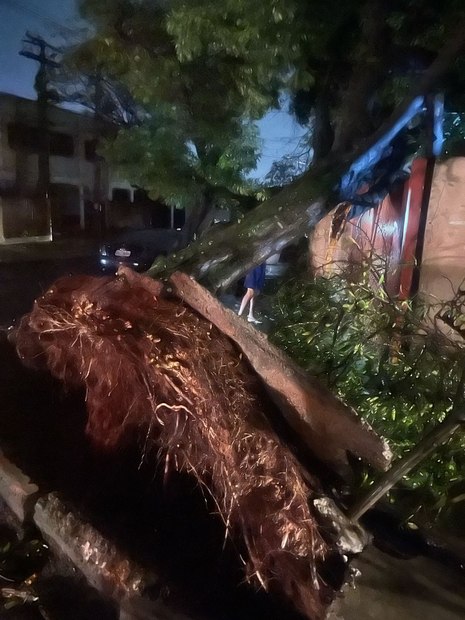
[{"xmin": 270, "ymin": 265, "xmax": 465, "ymax": 526}]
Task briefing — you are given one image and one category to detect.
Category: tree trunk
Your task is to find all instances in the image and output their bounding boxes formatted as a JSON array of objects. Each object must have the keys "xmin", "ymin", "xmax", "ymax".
[
  {"xmin": 148, "ymin": 165, "xmax": 334, "ymax": 290},
  {"xmin": 169, "ymin": 270, "xmax": 391, "ymax": 473},
  {"xmin": 182, "ymin": 189, "xmax": 215, "ymax": 244},
  {"xmin": 333, "ymin": 0, "xmax": 389, "ymax": 153},
  {"xmin": 312, "ymin": 90, "xmax": 334, "ymax": 162}
]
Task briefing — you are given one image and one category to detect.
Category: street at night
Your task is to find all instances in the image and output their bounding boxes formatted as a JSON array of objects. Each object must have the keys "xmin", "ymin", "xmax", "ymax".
[
  {"xmin": 1, "ymin": 0, "xmax": 465, "ymax": 619},
  {"xmin": 0, "ymin": 257, "xmax": 98, "ymax": 326}
]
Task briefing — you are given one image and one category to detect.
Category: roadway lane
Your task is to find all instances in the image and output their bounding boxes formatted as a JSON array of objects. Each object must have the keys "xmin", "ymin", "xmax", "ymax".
[{"xmin": 0, "ymin": 258, "xmax": 100, "ymax": 326}]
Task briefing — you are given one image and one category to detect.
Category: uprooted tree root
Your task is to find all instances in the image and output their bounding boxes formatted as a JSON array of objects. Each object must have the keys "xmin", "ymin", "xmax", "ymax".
[{"xmin": 14, "ymin": 270, "xmax": 336, "ymax": 619}]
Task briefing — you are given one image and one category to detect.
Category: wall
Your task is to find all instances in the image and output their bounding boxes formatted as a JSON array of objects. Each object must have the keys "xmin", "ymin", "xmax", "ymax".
[
  {"xmin": 311, "ymin": 157, "xmax": 465, "ymax": 307},
  {"xmin": 0, "ymin": 94, "xmax": 154, "ymax": 242},
  {"xmin": 420, "ymin": 157, "xmax": 465, "ymax": 304},
  {"xmin": 311, "ymin": 187, "xmax": 404, "ymax": 295},
  {"xmin": 0, "ymin": 94, "xmax": 99, "ymax": 241}
]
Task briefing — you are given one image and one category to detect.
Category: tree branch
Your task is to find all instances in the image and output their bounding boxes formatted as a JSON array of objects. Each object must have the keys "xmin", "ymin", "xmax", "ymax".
[{"xmin": 148, "ymin": 24, "xmax": 465, "ymax": 290}]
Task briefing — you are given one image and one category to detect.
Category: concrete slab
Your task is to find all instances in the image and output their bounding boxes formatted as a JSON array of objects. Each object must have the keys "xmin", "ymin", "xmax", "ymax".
[
  {"xmin": 0, "ymin": 449, "xmax": 39, "ymax": 521},
  {"xmin": 329, "ymin": 546, "xmax": 465, "ymax": 620}
]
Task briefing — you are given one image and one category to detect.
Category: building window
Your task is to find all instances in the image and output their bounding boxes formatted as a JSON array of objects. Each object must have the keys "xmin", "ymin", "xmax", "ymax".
[
  {"xmin": 85, "ymin": 139, "xmax": 99, "ymax": 161},
  {"xmin": 7, "ymin": 124, "xmax": 74, "ymax": 157},
  {"xmin": 133, "ymin": 188, "xmax": 148, "ymax": 203},
  {"xmin": 112, "ymin": 188, "xmax": 131, "ymax": 202},
  {"xmin": 50, "ymin": 132, "xmax": 74, "ymax": 157},
  {"xmin": 8, "ymin": 123, "xmax": 41, "ymax": 151}
]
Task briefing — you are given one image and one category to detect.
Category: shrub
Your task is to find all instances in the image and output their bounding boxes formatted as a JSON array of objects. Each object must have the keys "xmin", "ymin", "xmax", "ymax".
[{"xmin": 269, "ymin": 263, "xmax": 465, "ymax": 531}]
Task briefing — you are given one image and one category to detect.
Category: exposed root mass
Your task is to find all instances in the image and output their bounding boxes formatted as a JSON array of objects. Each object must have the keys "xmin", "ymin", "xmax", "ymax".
[{"xmin": 15, "ymin": 270, "xmax": 332, "ymax": 618}]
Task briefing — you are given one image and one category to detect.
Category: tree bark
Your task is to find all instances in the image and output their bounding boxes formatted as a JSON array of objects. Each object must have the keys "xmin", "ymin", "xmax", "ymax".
[
  {"xmin": 169, "ymin": 271, "xmax": 392, "ymax": 473},
  {"xmin": 182, "ymin": 191, "xmax": 215, "ymax": 243},
  {"xmin": 312, "ymin": 90, "xmax": 334, "ymax": 162},
  {"xmin": 333, "ymin": 0, "xmax": 389, "ymax": 153},
  {"xmin": 147, "ymin": 165, "xmax": 334, "ymax": 290}
]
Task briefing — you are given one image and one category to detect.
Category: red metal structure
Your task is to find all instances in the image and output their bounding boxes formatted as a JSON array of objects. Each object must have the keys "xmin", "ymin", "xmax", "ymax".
[{"xmin": 312, "ymin": 157, "xmax": 432, "ymax": 301}]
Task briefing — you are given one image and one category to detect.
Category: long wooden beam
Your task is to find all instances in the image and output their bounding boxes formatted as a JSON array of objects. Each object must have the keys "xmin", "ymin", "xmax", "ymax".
[{"xmin": 168, "ymin": 271, "xmax": 391, "ymax": 474}]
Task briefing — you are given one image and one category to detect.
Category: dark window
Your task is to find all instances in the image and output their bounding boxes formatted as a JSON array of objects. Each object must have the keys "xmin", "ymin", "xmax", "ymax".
[
  {"xmin": 8, "ymin": 123, "xmax": 41, "ymax": 151},
  {"xmin": 50, "ymin": 132, "xmax": 74, "ymax": 157},
  {"xmin": 112, "ymin": 188, "xmax": 131, "ymax": 202},
  {"xmin": 8, "ymin": 124, "xmax": 74, "ymax": 157},
  {"xmin": 85, "ymin": 139, "xmax": 99, "ymax": 161},
  {"xmin": 133, "ymin": 188, "xmax": 148, "ymax": 203}
]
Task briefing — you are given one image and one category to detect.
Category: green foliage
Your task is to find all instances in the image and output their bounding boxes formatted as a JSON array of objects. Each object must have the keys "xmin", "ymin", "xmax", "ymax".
[
  {"xmin": 102, "ymin": 108, "xmax": 259, "ymax": 208},
  {"xmin": 74, "ymin": 0, "xmax": 263, "ymax": 214},
  {"xmin": 166, "ymin": 0, "xmax": 303, "ymax": 100},
  {"xmin": 71, "ymin": 0, "xmax": 465, "ymax": 231},
  {"xmin": 73, "ymin": 0, "xmax": 465, "ymax": 215},
  {"xmin": 270, "ymin": 264, "xmax": 465, "ymax": 529}
]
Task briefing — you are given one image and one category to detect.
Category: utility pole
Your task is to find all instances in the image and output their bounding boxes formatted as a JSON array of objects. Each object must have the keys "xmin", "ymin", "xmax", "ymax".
[
  {"xmin": 410, "ymin": 93, "xmax": 444, "ymax": 297},
  {"xmin": 91, "ymin": 67, "xmax": 106, "ymax": 238},
  {"xmin": 20, "ymin": 32, "xmax": 61, "ymax": 237}
]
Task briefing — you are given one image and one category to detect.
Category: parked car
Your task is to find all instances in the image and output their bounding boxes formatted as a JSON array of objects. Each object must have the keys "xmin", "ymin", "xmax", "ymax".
[
  {"xmin": 99, "ymin": 230, "xmax": 175, "ymax": 273},
  {"xmin": 99, "ymin": 242, "xmax": 158, "ymax": 272},
  {"xmin": 265, "ymin": 253, "xmax": 290, "ymax": 278},
  {"xmin": 99, "ymin": 239, "xmax": 166, "ymax": 273}
]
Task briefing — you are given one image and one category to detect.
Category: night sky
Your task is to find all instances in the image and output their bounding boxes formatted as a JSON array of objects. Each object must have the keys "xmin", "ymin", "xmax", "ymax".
[
  {"xmin": 0, "ymin": 0, "xmax": 306, "ymax": 178},
  {"xmin": 0, "ymin": 0, "xmax": 79, "ymax": 99}
]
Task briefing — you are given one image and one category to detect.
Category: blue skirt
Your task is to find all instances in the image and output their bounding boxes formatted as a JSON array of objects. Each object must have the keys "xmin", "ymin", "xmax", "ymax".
[{"xmin": 244, "ymin": 264, "xmax": 266, "ymax": 291}]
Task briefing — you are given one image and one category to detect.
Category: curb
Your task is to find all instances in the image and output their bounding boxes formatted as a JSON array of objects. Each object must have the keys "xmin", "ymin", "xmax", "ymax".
[{"xmin": 0, "ymin": 240, "xmax": 99, "ymax": 264}]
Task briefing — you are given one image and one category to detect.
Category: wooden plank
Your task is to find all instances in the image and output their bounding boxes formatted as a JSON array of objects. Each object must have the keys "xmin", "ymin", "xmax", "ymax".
[{"xmin": 169, "ymin": 271, "xmax": 391, "ymax": 473}]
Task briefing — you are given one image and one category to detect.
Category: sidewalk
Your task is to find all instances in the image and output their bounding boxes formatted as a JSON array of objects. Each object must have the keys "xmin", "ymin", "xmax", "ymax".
[
  {"xmin": 328, "ymin": 545, "xmax": 465, "ymax": 620},
  {"xmin": 0, "ymin": 237, "xmax": 100, "ymax": 263}
]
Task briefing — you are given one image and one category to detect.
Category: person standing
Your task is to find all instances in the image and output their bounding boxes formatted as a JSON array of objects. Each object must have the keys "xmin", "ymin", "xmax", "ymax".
[{"xmin": 237, "ymin": 263, "xmax": 266, "ymax": 324}]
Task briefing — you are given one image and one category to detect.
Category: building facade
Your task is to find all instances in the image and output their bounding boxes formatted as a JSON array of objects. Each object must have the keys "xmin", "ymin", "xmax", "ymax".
[{"xmin": 0, "ymin": 93, "xmax": 181, "ymax": 243}]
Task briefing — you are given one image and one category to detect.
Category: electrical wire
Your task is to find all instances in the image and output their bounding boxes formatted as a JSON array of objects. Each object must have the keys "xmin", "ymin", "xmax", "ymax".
[{"xmin": 0, "ymin": 0, "xmax": 75, "ymax": 35}]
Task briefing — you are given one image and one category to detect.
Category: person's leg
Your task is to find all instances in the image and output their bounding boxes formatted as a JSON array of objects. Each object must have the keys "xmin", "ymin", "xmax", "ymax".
[
  {"xmin": 247, "ymin": 291, "xmax": 261, "ymax": 323},
  {"xmin": 238, "ymin": 288, "xmax": 254, "ymax": 316},
  {"xmin": 248, "ymin": 294, "xmax": 255, "ymax": 319}
]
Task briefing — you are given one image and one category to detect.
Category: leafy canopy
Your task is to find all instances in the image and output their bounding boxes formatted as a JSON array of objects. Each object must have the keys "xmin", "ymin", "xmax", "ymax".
[
  {"xmin": 164, "ymin": 0, "xmax": 465, "ymax": 155},
  {"xmin": 75, "ymin": 0, "xmax": 465, "ymax": 212},
  {"xmin": 74, "ymin": 0, "xmax": 265, "ymax": 210}
]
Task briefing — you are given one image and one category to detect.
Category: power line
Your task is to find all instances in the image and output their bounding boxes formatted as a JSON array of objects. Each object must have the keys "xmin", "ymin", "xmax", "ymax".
[{"xmin": 0, "ymin": 0, "xmax": 75, "ymax": 35}]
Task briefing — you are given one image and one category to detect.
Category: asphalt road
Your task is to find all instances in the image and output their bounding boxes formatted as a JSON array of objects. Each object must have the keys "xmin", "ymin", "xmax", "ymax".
[{"xmin": 0, "ymin": 257, "xmax": 100, "ymax": 326}]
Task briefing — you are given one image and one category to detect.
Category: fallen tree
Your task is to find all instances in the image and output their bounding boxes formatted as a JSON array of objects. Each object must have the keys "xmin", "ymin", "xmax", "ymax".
[
  {"xmin": 168, "ymin": 270, "xmax": 390, "ymax": 474},
  {"xmin": 11, "ymin": 14, "xmax": 465, "ymax": 620},
  {"xmin": 147, "ymin": 20, "xmax": 465, "ymax": 290}
]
